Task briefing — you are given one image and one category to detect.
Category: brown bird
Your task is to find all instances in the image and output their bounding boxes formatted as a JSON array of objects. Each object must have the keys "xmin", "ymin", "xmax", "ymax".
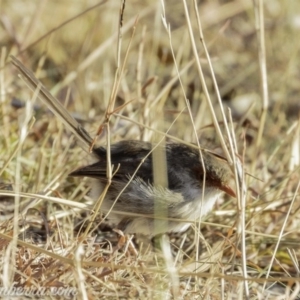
[
  {"xmin": 11, "ymin": 56, "xmax": 235, "ymax": 236},
  {"xmin": 69, "ymin": 140, "xmax": 235, "ymax": 235}
]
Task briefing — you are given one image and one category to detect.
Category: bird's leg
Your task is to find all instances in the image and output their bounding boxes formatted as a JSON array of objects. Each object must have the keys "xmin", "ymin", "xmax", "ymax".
[{"xmin": 113, "ymin": 229, "xmax": 138, "ymax": 256}]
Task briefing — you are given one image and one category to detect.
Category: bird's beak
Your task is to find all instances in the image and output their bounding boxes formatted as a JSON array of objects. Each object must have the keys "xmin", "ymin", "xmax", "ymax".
[{"xmin": 221, "ymin": 184, "xmax": 236, "ymax": 198}]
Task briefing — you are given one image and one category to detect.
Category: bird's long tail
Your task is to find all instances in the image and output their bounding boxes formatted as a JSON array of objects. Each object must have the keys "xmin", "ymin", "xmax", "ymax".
[{"xmin": 11, "ymin": 56, "xmax": 93, "ymax": 152}]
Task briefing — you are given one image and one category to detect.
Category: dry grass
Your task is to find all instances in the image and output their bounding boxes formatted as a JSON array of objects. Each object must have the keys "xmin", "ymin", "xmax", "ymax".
[{"xmin": 0, "ymin": 0, "xmax": 300, "ymax": 299}]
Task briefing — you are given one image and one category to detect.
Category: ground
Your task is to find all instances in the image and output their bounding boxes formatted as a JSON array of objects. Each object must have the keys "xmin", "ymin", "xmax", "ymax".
[{"xmin": 0, "ymin": 0, "xmax": 299, "ymax": 299}]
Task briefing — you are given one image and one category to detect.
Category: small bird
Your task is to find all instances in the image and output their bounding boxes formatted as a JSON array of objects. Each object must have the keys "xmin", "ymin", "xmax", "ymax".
[
  {"xmin": 11, "ymin": 56, "xmax": 236, "ymax": 236},
  {"xmin": 69, "ymin": 140, "xmax": 235, "ymax": 235}
]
